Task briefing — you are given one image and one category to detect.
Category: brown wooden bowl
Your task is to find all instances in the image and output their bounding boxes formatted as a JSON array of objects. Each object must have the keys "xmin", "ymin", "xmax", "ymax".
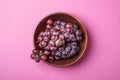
[{"xmin": 34, "ymin": 12, "xmax": 88, "ymax": 67}]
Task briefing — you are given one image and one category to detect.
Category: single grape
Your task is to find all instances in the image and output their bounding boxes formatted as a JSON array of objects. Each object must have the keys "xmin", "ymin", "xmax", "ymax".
[
  {"xmin": 76, "ymin": 30, "xmax": 82, "ymax": 36},
  {"xmin": 47, "ymin": 19, "xmax": 53, "ymax": 25},
  {"xmin": 71, "ymin": 42, "xmax": 77, "ymax": 46},
  {"xmin": 35, "ymin": 54, "xmax": 40, "ymax": 63},
  {"xmin": 58, "ymin": 47, "xmax": 64, "ymax": 52},
  {"xmin": 31, "ymin": 53, "xmax": 35, "ymax": 59},
  {"xmin": 43, "ymin": 51, "xmax": 50, "ymax": 55},
  {"xmin": 66, "ymin": 23, "xmax": 72, "ymax": 28},
  {"xmin": 40, "ymin": 55, "xmax": 48, "ymax": 61},
  {"xmin": 65, "ymin": 46, "xmax": 71, "ymax": 53},
  {"xmin": 73, "ymin": 24, "xmax": 79, "ymax": 32},
  {"xmin": 49, "ymin": 40, "xmax": 55, "ymax": 46},
  {"xmin": 60, "ymin": 22, "xmax": 66, "ymax": 26},
  {"xmin": 49, "ymin": 56, "xmax": 54, "ymax": 61}
]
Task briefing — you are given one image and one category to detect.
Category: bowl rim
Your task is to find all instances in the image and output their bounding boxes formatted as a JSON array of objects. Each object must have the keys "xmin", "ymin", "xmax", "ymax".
[{"xmin": 33, "ymin": 12, "xmax": 88, "ymax": 67}]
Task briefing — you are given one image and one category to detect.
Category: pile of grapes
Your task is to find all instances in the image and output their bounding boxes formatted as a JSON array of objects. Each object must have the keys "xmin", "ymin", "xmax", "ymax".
[{"xmin": 31, "ymin": 19, "xmax": 83, "ymax": 63}]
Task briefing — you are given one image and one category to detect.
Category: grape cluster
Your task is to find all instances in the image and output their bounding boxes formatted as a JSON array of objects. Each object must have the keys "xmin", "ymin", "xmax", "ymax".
[{"xmin": 31, "ymin": 19, "xmax": 83, "ymax": 63}]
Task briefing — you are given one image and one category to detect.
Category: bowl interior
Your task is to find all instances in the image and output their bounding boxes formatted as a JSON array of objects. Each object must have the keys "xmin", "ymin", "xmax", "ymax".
[{"xmin": 34, "ymin": 13, "xmax": 88, "ymax": 67}]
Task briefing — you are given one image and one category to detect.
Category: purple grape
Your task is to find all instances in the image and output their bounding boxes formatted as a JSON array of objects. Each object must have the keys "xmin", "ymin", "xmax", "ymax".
[
  {"xmin": 71, "ymin": 42, "xmax": 77, "ymax": 46},
  {"xmin": 45, "ymin": 46, "xmax": 50, "ymax": 51},
  {"xmin": 43, "ymin": 51, "xmax": 50, "ymax": 55},
  {"xmin": 39, "ymin": 50, "xmax": 43, "ymax": 56},
  {"xmin": 49, "ymin": 40, "xmax": 55, "ymax": 46},
  {"xmin": 60, "ymin": 22, "xmax": 66, "ymax": 26},
  {"xmin": 49, "ymin": 56, "xmax": 54, "ymax": 61},
  {"xmin": 46, "ymin": 25, "xmax": 52, "ymax": 29},
  {"xmin": 70, "ymin": 49, "xmax": 76, "ymax": 56},
  {"xmin": 73, "ymin": 24, "xmax": 79, "ymax": 32},
  {"xmin": 66, "ymin": 23, "xmax": 72, "ymax": 28},
  {"xmin": 59, "ymin": 34, "xmax": 64, "ymax": 40},
  {"xmin": 47, "ymin": 19, "xmax": 53, "ymax": 25},
  {"xmin": 51, "ymin": 51, "xmax": 55, "ymax": 56},
  {"xmin": 58, "ymin": 47, "xmax": 64, "ymax": 52},
  {"xmin": 55, "ymin": 56, "xmax": 60, "ymax": 60},
  {"xmin": 65, "ymin": 46, "xmax": 71, "ymax": 53},
  {"xmin": 32, "ymin": 49, "xmax": 39, "ymax": 54},
  {"xmin": 77, "ymin": 36, "xmax": 82, "ymax": 41},
  {"xmin": 70, "ymin": 34, "xmax": 76, "ymax": 41},
  {"xmin": 61, "ymin": 51, "xmax": 68, "ymax": 59},
  {"xmin": 43, "ymin": 36, "xmax": 49, "ymax": 42},
  {"xmin": 40, "ymin": 55, "xmax": 48, "ymax": 61},
  {"xmin": 35, "ymin": 54, "xmax": 40, "ymax": 63},
  {"xmin": 31, "ymin": 53, "xmax": 35, "ymax": 59},
  {"xmin": 37, "ymin": 36, "xmax": 42, "ymax": 42},
  {"xmin": 76, "ymin": 30, "xmax": 82, "ymax": 36},
  {"xmin": 55, "ymin": 51, "xmax": 61, "ymax": 57},
  {"xmin": 50, "ymin": 47, "xmax": 57, "ymax": 51}
]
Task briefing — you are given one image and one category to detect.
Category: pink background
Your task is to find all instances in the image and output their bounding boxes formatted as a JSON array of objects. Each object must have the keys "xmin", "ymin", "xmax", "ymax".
[{"xmin": 0, "ymin": 0, "xmax": 120, "ymax": 80}]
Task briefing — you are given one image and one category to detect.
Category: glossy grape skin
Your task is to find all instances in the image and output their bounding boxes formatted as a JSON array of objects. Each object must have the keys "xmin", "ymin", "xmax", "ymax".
[
  {"xmin": 47, "ymin": 19, "xmax": 53, "ymax": 25},
  {"xmin": 40, "ymin": 55, "xmax": 48, "ymax": 61},
  {"xmin": 35, "ymin": 54, "xmax": 40, "ymax": 63}
]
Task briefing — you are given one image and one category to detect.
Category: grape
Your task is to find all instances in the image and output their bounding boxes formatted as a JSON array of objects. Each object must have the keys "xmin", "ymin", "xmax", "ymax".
[
  {"xmin": 45, "ymin": 46, "xmax": 50, "ymax": 51},
  {"xmin": 35, "ymin": 54, "xmax": 40, "ymax": 63},
  {"xmin": 55, "ymin": 51, "xmax": 61, "ymax": 57},
  {"xmin": 77, "ymin": 36, "xmax": 82, "ymax": 41},
  {"xmin": 49, "ymin": 40, "xmax": 55, "ymax": 46},
  {"xmin": 47, "ymin": 19, "xmax": 53, "ymax": 25},
  {"xmin": 43, "ymin": 51, "xmax": 50, "ymax": 55},
  {"xmin": 32, "ymin": 49, "xmax": 39, "ymax": 54},
  {"xmin": 31, "ymin": 53, "xmax": 35, "ymax": 59},
  {"xmin": 41, "ymin": 41, "xmax": 47, "ymax": 47},
  {"xmin": 40, "ymin": 55, "xmax": 48, "ymax": 61},
  {"xmin": 65, "ymin": 46, "xmax": 71, "ymax": 53},
  {"xmin": 51, "ymin": 35, "xmax": 58, "ymax": 41},
  {"xmin": 73, "ymin": 24, "xmax": 79, "ymax": 32},
  {"xmin": 37, "ymin": 36, "xmax": 42, "ymax": 42},
  {"xmin": 64, "ymin": 32, "xmax": 69, "ymax": 39},
  {"xmin": 61, "ymin": 51, "xmax": 68, "ymax": 58},
  {"xmin": 49, "ymin": 56, "xmax": 54, "ymax": 61},
  {"xmin": 55, "ymin": 39, "xmax": 62, "ymax": 47},
  {"xmin": 66, "ymin": 23, "xmax": 72, "ymax": 28},
  {"xmin": 58, "ymin": 47, "xmax": 64, "ymax": 52},
  {"xmin": 70, "ymin": 34, "xmax": 76, "ymax": 41},
  {"xmin": 70, "ymin": 49, "xmax": 76, "ymax": 56},
  {"xmin": 50, "ymin": 47, "xmax": 57, "ymax": 51},
  {"xmin": 55, "ymin": 56, "xmax": 60, "ymax": 60},
  {"xmin": 56, "ymin": 20, "xmax": 61, "ymax": 25},
  {"xmin": 76, "ymin": 30, "xmax": 82, "ymax": 36},
  {"xmin": 71, "ymin": 42, "xmax": 77, "ymax": 46},
  {"xmin": 43, "ymin": 36, "xmax": 49, "ymax": 42},
  {"xmin": 51, "ymin": 51, "xmax": 55, "ymax": 56},
  {"xmin": 59, "ymin": 34, "xmax": 64, "ymax": 40},
  {"xmin": 46, "ymin": 25, "xmax": 52, "ymax": 29},
  {"xmin": 60, "ymin": 22, "xmax": 66, "ymax": 26},
  {"xmin": 39, "ymin": 50, "xmax": 43, "ymax": 56}
]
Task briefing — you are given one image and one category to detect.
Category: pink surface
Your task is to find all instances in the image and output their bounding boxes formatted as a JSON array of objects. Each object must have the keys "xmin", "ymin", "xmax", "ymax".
[{"xmin": 0, "ymin": 0, "xmax": 120, "ymax": 80}]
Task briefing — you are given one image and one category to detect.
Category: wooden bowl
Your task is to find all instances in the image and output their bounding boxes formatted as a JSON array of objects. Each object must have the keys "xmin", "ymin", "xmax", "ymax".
[{"xmin": 34, "ymin": 12, "xmax": 88, "ymax": 67}]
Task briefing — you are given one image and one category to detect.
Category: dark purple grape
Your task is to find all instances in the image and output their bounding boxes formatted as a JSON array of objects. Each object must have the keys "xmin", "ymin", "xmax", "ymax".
[
  {"xmin": 35, "ymin": 54, "xmax": 40, "ymax": 63},
  {"xmin": 71, "ymin": 42, "xmax": 77, "ymax": 46},
  {"xmin": 39, "ymin": 50, "xmax": 43, "ymax": 56},
  {"xmin": 55, "ymin": 51, "xmax": 61, "ymax": 57},
  {"xmin": 55, "ymin": 56, "xmax": 60, "ymax": 60},
  {"xmin": 51, "ymin": 51, "xmax": 55, "ymax": 56},
  {"xmin": 41, "ymin": 41, "xmax": 47, "ymax": 47},
  {"xmin": 61, "ymin": 51, "xmax": 68, "ymax": 59},
  {"xmin": 76, "ymin": 46, "xmax": 80, "ymax": 52},
  {"xmin": 40, "ymin": 55, "xmax": 48, "ymax": 61},
  {"xmin": 69, "ymin": 34, "xmax": 76, "ymax": 41},
  {"xmin": 73, "ymin": 24, "xmax": 79, "ymax": 32},
  {"xmin": 65, "ymin": 46, "xmax": 71, "ymax": 53},
  {"xmin": 77, "ymin": 36, "xmax": 82, "ymax": 41},
  {"xmin": 32, "ymin": 49, "xmax": 39, "ymax": 54},
  {"xmin": 31, "ymin": 53, "xmax": 35, "ymax": 59},
  {"xmin": 46, "ymin": 25, "xmax": 52, "ymax": 29},
  {"xmin": 43, "ymin": 36, "xmax": 49, "ymax": 42},
  {"xmin": 53, "ymin": 25, "xmax": 60, "ymax": 31},
  {"xmin": 60, "ymin": 22, "xmax": 66, "ymax": 26},
  {"xmin": 76, "ymin": 30, "xmax": 82, "ymax": 36},
  {"xmin": 58, "ymin": 47, "xmax": 64, "ymax": 52},
  {"xmin": 70, "ymin": 49, "xmax": 76, "ymax": 56}
]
